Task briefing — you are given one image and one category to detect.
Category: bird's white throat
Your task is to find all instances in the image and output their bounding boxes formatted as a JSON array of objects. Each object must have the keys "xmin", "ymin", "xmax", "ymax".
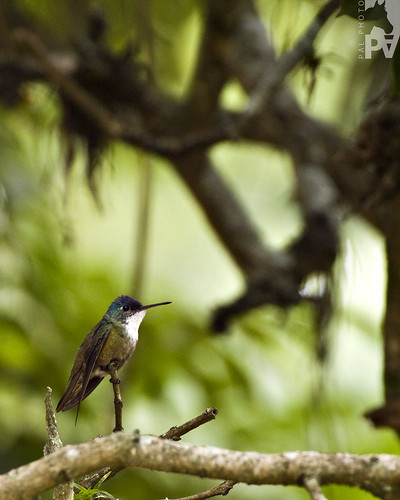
[{"xmin": 126, "ymin": 310, "xmax": 146, "ymax": 343}]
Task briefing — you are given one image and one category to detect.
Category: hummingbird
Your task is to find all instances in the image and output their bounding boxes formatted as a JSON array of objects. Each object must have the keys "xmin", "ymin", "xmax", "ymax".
[{"xmin": 56, "ymin": 295, "xmax": 171, "ymax": 419}]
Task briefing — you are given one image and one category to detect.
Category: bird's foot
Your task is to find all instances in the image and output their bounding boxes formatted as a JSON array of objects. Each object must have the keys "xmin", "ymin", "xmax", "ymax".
[{"xmin": 108, "ymin": 359, "xmax": 121, "ymax": 384}]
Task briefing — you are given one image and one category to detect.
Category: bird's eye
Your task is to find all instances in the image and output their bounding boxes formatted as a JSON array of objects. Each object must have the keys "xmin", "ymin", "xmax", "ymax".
[{"xmin": 122, "ymin": 304, "xmax": 129, "ymax": 311}]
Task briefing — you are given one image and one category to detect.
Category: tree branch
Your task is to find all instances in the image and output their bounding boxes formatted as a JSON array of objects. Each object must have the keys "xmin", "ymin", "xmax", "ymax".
[
  {"xmin": 161, "ymin": 407, "xmax": 218, "ymax": 441},
  {"xmin": 79, "ymin": 406, "xmax": 220, "ymax": 491},
  {"xmin": 6, "ymin": 0, "xmax": 348, "ymax": 332},
  {"xmin": 1, "ymin": 432, "xmax": 400, "ymax": 500},
  {"xmin": 12, "ymin": 29, "xmax": 122, "ymax": 137},
  {"xmin": 303, "ymin": 475, "xmax": 328, "ymax": 500},
  {"xmin": 160, "ymin": 480, "xmax": 236, "ymax": 500},
  {"xmin": 203, "ymin": 0, "xmax": 341, "ymax": 328},
  {"xmin": 236, "ymin": 0, "xmax": 340, "ymax": 128}
]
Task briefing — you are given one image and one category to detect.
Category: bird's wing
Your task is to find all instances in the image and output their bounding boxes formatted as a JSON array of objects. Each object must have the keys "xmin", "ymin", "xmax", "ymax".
[{"xmin": 56, "ymin": 320, "xmax": 111, "ymax": 418}]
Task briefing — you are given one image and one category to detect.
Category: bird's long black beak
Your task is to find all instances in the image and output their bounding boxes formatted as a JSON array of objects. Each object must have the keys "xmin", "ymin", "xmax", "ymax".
[{"xmin": 140, "ymin": 301, "xmax": 171, "ymax": 311}]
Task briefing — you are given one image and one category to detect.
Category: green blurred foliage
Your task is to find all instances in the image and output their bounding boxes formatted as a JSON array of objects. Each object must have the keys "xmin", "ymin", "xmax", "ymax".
[{"xmin": 0, "ymin": 1, "xmax": 398, "ymax": 499}]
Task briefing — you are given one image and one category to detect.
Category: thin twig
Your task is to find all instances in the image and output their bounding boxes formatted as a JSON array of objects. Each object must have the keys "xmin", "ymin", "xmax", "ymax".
[
  {"xmin": 44, "ymin": 387, "xmax": 63, "ymax": 455},
  {"xmin": 303, "ymin": 475, "xmax": 328, "ymax": 500},
  {"xmin": 108, "ymin": 362, "xmax": 123, "ymax": 432},
  {"xmin": 78, "ymin": 467, "xmax": 114, "ymax": 491},
  {"xmin": 157, "ymin": 479, "xmax": 236, "ymax": 500},
  {"xmin": 43, "ymin": 387, "xmax": 74, "ymax": 500},
  {"xmin": 160, "ymin": 407, "xmax": 218, "ymax": 441}
]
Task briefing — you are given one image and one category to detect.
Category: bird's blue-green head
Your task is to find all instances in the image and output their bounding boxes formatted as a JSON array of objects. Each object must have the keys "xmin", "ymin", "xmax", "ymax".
[{"xmin": 105, "ymin": 295, "xmax": 171, "ymax": 324}]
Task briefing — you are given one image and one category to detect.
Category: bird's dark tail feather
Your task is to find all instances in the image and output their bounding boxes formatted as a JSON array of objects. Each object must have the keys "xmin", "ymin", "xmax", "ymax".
[{"xmin": 56, "ymin": 376, "xmax": 104, "ymax": 424}]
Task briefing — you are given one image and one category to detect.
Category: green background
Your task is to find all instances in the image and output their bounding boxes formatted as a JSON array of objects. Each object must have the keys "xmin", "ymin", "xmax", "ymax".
[{"xmin": 0, "ymin": 1, "xmax": 395, "ymax": 498}]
